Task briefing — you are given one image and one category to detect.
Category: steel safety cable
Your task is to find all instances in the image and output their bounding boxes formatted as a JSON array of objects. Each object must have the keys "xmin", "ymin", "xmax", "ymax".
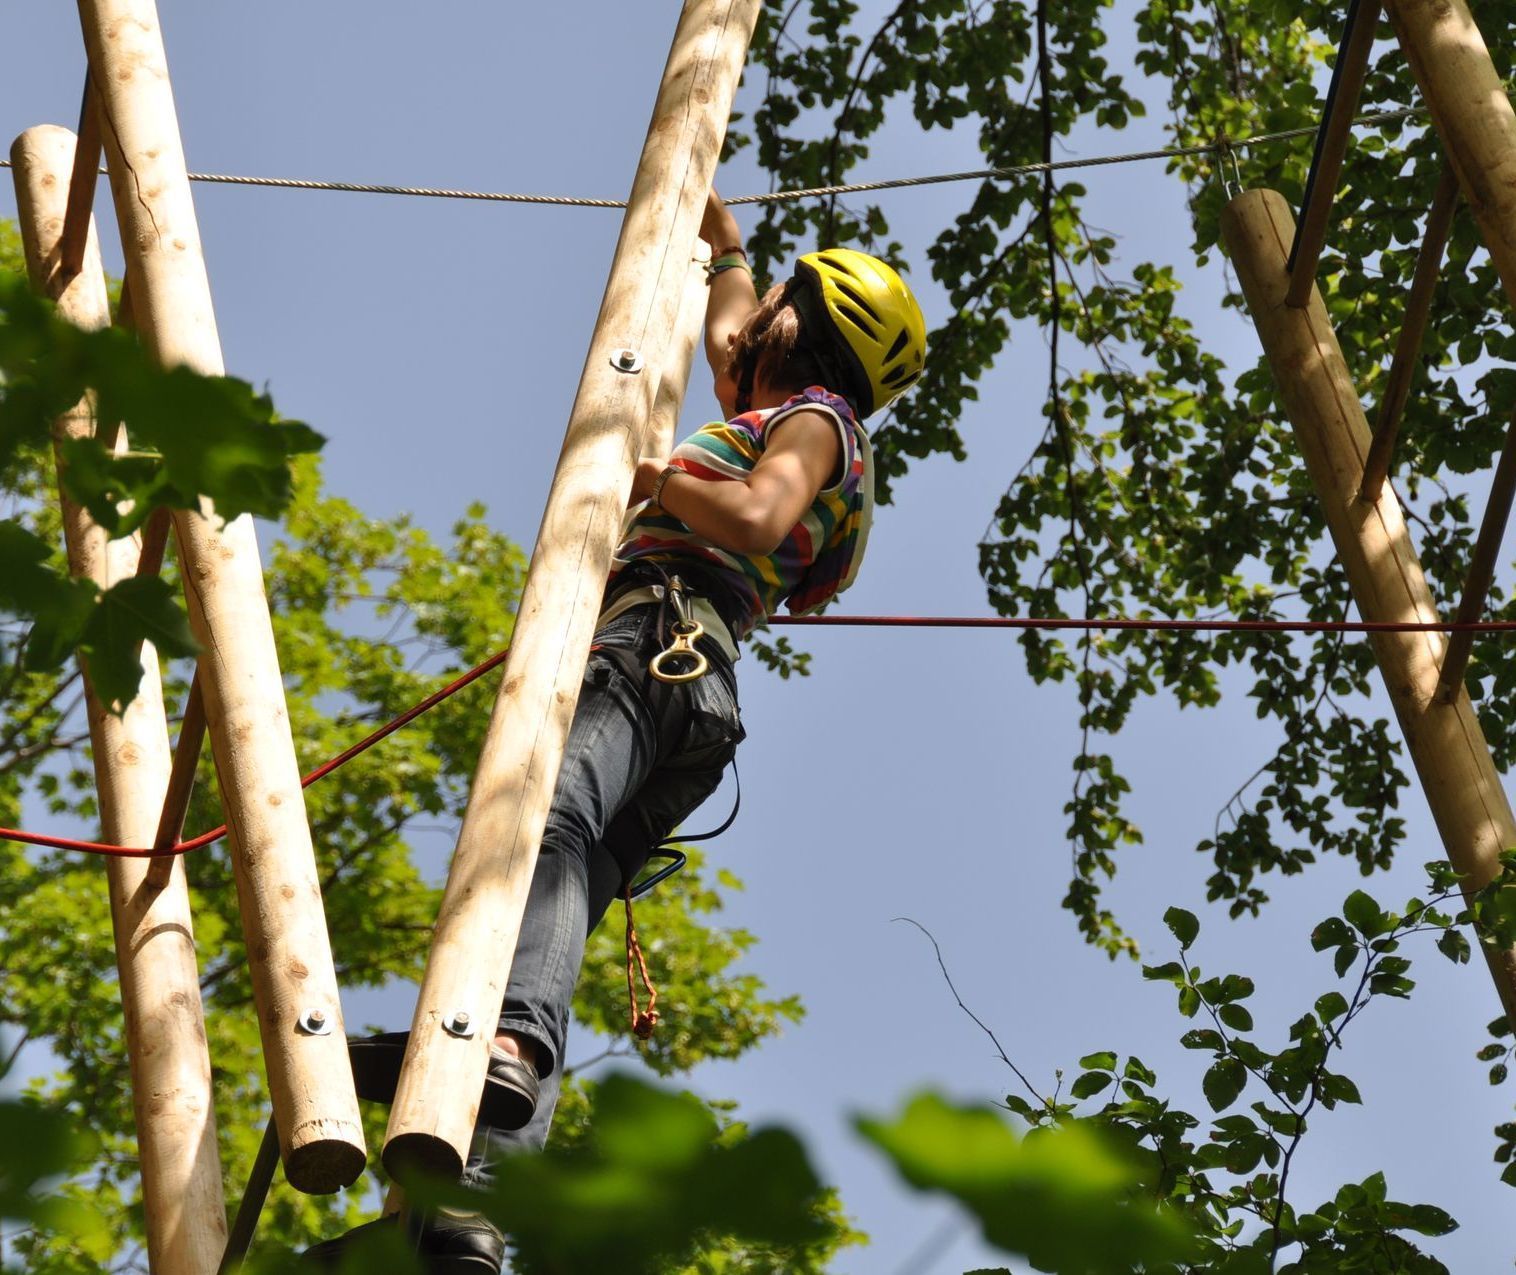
[
  {"xmin": 5, "ymin": 607, "xmax": 1513, "ymax": 859},
  {"xmin": 0, "ymin": 107, "xmax": 1426, "ymax": 211}
]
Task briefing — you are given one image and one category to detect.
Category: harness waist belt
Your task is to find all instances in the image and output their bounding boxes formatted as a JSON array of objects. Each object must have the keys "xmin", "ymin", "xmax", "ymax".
[{"xmin": 597, "ymin": 586, "xmax": 741, "ymax": 666}]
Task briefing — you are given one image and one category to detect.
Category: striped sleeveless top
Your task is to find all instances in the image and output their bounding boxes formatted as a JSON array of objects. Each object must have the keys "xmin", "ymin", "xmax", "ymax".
[{"xmin": 610, "ymin": 387, "xmax": 874, "ymax": 640}]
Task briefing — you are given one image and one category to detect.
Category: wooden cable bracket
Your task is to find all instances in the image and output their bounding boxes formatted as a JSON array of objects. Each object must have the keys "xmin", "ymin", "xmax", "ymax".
[
  {"xmin": 1360, "ymin": 160, "xmax": 1459, "ymax": 503},
  {"xmin": 1435, "ymin": 411, "xmax": 1516, "ymax": 704},
  {"xmin": 58, "ymin": 76, "xmax": 102, "ymax": 281},
  {"xmin": 1286, "ymin": 0, "xmax": 1383, "ymax": 308}
]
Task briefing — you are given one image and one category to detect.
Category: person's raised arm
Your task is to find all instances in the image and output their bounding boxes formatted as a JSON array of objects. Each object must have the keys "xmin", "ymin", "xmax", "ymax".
[{"xmin": 700, "ymin": 189, "xmax": 759, "ymax": 418}]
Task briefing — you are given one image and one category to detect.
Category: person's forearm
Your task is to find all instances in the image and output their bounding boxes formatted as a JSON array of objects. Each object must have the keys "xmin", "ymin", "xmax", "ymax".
[
  {"xmin": 704, "ymin": 267, "xmax": 758, "ymax": 375},
  {"xmin": 657, "ymin": 468, "xmax": 779, "ymax": 556},
  {"xmin": 700, "ymin": 191, "xmax": 758, "ymax": 387}
]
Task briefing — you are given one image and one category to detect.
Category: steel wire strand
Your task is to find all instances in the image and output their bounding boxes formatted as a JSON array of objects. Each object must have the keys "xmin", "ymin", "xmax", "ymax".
[{"xmin": 0, "ymin": 108, "xmax": 1425, "ymax": 210}]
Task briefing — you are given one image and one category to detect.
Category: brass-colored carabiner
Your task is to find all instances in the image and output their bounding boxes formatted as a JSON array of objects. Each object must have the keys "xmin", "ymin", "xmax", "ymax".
[
  {"xmin": 650, "ymin": 576, "xmax": 710, "ymax": 684},
  {"xmin": 650, "ymin": 619, "xmax": 708, "ymax": 684}
]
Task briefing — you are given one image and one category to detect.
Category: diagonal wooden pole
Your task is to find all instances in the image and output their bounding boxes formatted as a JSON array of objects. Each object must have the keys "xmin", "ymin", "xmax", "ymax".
[
  {"xmin": 12, "ymin": 123, "xmax": 227, "ymax": 1275},
  {"xmin": 383, "ymin": 0, "xmax": 762, "ymax": 1180},
  {"xmin": 58, "ymin": 76, "xmax": 101, "ymax": 280},
  {"xmin": 1435, "ymin": 412, "xmax": 1516, "ymax": 705},
  {"xmin": 1285, "ymin": 0, "xmax": 1383, "ymax": 308},
  {"xmin": 1384, "ymin": 0, "xmax": 1516, "ymax": 310},
  {"xmin": 1359, "ymin": 160, "xmax": 1459, "ymax": 504},
  {"xmin": 1223, "ymin": 188, "xmax": 1516, "ymax": 1021},
  {"xmin": 76, "ymin": 0, "xmax": 365, "ymax": 1193}
]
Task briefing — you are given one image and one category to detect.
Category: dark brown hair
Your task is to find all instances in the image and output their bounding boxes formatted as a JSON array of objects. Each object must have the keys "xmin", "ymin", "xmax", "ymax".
[{"xmin": 725, "ymin": 281, "xmax": 827, "ymax": 400}]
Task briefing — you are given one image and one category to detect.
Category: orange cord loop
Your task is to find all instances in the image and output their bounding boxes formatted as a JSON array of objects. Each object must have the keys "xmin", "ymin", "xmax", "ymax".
[{"xmin": 623, "ymin": 886, "xmax": 660, "ymax": 1040}]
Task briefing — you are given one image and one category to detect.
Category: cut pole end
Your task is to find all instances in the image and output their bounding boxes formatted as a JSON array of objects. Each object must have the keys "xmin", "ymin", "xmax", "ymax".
[
  {"xmin": 381, "ymin": 1132, "xmax": 465, "ymax": 1187},
  {"xmin": 282, "ymin": 1135, "xmax": 367, "ymax": 1196}
]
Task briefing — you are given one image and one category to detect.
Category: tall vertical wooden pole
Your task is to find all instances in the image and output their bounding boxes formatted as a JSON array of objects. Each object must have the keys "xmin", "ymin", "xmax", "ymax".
[
  {"xmin": 1222, "ymin": 189, "xmax": 1516, "ymax": 1021},
  {"xmin": 647, "ymin": 241, "xmax": 714, "ymax": 458},
  {"xmin": 383, "ymin": 0, "xmax": 762, "ymax": 1179},
  {"xmin": 76, "ymin": 0, "xmax": 365, "ymax": 1193},
  {"xmin": 12, "ymin": 124, "xmax": 227, "ymax": 1275},
  {"xmin": 1385, "ymin": 0, "xmax": 1516, "ymax": 310}
]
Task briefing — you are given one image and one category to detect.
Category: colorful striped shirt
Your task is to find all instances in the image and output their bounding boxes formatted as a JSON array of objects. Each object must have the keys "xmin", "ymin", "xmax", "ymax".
[{"xmin": 610, "ymin": 386, "xmax": 874, "ymax": 640}]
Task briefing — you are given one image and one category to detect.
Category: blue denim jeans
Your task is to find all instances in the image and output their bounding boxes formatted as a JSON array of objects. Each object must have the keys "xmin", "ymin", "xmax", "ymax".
[{"xmin": 464, "ymin": 602, "xmax": 743, "ymax": 1183}]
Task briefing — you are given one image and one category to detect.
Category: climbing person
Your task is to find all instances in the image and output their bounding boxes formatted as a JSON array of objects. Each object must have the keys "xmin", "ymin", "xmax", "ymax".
[{"xmin": 303, "ymin": 187, "xmax": 925, "ymax": 1271}]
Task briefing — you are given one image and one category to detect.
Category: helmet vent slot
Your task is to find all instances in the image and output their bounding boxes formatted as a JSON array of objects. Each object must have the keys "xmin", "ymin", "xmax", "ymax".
[
  {"xmin": 835, "ymin": 282, "xmax": 882, "ymax": 325},
  {"xmin": 821, "ymin": 251, "xmax": 863, "ymax": 280},
  {"xmin": 882, "ymin": 364, "xmax": 908, "ymax": 386},
  {"xmin": 884, "ymin": 328, "xmax": 910, "ymax": 362},
  {"xmin": 835, "ymin": 302, "xmax": 880, "ymax": 338}
]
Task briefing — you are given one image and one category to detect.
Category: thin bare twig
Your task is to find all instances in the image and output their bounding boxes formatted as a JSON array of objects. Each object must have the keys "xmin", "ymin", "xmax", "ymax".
[{"xmin": 894, "ymin": 916, "xmax": 1045, "ymax": 1105}]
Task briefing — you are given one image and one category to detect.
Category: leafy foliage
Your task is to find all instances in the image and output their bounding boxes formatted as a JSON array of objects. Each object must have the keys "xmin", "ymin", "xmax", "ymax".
[
  {"xmin": 0, "ymin": 272, "xmax": 322, "ymax": 709},
  {"xmin": 857, "ymin": 1093, "xmax": 1195, "ymax": 1272},
  {"xmin": 734, "ymin": 0, "xmax": 1516, "ymax": 968}
]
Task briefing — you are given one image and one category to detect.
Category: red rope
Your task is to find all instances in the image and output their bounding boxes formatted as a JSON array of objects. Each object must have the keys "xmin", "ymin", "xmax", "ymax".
[
  {"xmin": 5, "ymin": 609, "xmax": 1514, "ymax": 860},
  {"xmin": 772, "ymin": 615, "xmax": 1516, "ymax": 633},
  {"xmin": 0, "ymin": 648, "xmax": 509, "ymax": 859}
]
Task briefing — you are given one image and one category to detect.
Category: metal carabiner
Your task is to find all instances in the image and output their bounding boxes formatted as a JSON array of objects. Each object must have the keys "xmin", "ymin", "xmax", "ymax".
[{"xmin": 649, "ymin": 576, "xmax": 709, "ymax": 684}]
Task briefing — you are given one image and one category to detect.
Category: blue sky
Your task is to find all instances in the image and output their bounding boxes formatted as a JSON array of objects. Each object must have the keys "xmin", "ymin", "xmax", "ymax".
[{"xmin": 2, "ymin": 3, "xmax": 1513, "ymax": 1271}]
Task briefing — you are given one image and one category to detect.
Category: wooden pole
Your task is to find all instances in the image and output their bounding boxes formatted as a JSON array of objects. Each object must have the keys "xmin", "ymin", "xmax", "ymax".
[
  {"xmin": 1286, "ymin": 0, "xmax": 1383, "ymax": 308},
  {"xmin": 646, "ymin": 240, "xmax": 714, "ymax": 458},
  {"xmin": 144, "ymin": 675, "xmax": 205, "ymax": 890},
  {"xmin": 76, "ymin": 0, "xmax": 366, "ymax": 1193},
  {"xmin": 1385, "ymin": 0, "xmax": 1516, "ymax": 311},
  {"xmin": 58, "ymin": 76, "xmax": 101, "ymax": 279},
  {"xmin": 216, "ymin": 1117, "xmax": 279, "ymax": 1274},
  {"xmin": 1435, "ymin": 412, "xmax": 1516, "ymax": 704},
  {"xmin": 1360, "ymin": 161, "xmax": 1459, "ymax": 503},
  {"xmin": 12, "ymin": 123, "xmax": 228, "ymax": 1275},
  {"xmin": 382, "ymin": 0, "xmax": 762, "ymax": 1180},
  {"xmin": 1222, "ymin": 188, "xmax": 1516, "ymax": 1021}
]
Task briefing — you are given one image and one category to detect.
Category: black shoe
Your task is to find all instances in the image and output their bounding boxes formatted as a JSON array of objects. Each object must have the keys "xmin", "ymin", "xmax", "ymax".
[
  {"xmin": 418, "ymin": 1206, "xmax": 507, "ymax": 1274},
  {"xmin": 346, "ymin": 1033, "xmax": 539, "ymax": 1131},
  {"xmin": 299, "ymin": 1208, "xmax": 506, "ymax": 1273},
  {"xmin": 481, "ymin": 1048, "xmax": 539, "ymax": 1132},
  {"xmin": 299, "ymin": 1216, "xmax": 399, "ymax": 1267}
]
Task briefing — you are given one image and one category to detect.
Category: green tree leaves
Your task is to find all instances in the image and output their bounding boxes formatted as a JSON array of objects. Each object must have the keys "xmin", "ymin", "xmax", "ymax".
[
  {"xmin": 0, "ymin": 270, "xmax": 322, "ymax": 709},
  {"xmin": 857, "ymin": 1093, "xmax": 1195, "ymax": 1273},
  {"xmin": 456, "ymin": 1075, "xmax": 831, "ymax": 1275}
]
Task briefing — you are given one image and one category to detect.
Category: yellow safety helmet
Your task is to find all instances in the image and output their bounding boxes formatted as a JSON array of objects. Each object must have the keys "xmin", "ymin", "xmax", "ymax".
[{"xmin": 790, "ymin": 248, "xmax": 927, "ymax": 418}]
